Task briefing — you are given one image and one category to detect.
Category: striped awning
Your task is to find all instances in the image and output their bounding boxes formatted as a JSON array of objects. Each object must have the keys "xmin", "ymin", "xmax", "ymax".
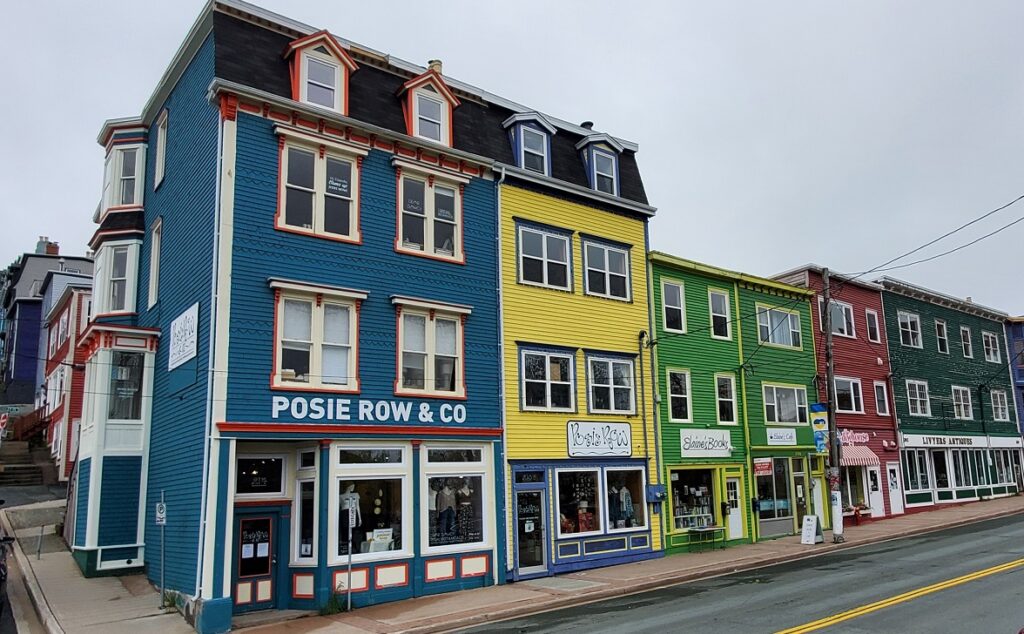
[{"xmin": 841, "ymin": 445, "xmax": 880, "ymax": 467}]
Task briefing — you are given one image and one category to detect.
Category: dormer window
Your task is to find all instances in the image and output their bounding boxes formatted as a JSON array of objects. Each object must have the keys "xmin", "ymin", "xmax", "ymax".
[
  {"xmin": 286, "ymin": 31, "xmax": 358, "ymax": 115},
  {"xmin": 521, "ymin": 127, "xmax": 548, "ymax": 174},
  {"xmin": 502, "ymin": 113, "xmax": 557, "ymax": 176},
  {"xmin": 576, "ymin": 133, "xmax": 624, "ymax": 197},
  {"xmin": 400, "ymin": 66, "xmax": 459, "ymax": 148},
  {"xmin": 304, "ymin": 53, "xmax": 340, "ymax": 110},
  {"xmin": 415, "ymin": 89, "xmax": 444, "ymax": 142},
  {"xmin": 593, "ymin": 149, "xmax": 616, "ymax": 195}
]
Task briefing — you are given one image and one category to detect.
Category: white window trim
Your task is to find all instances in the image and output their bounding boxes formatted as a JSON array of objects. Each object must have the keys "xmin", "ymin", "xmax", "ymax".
[
  {"xmin": 603, "ymin": 466, "xmax": 648, "ymax": 534},
  {"xmin": 865, "ymin": 309, "xmax": 881, "ymax": 343},
  {"xmin": 517, "ymin": 225, "xmax": 571, "ymax": 291},
  {"xmin": 147, "ymin": 219, "xmax": 161, "ymax": 309},
  {"xmin": 272, "ymin": 284, "xmax": 363, "ymax": 391},
  {"xmin": 715, "ymin": 373, "xmax": 738, "ymax": 425},
  {"xmin": 154, "ymin": 110, "xmax": 168, "ymax": 188},
  {"xmin": 519, "ymin": 126, "xmax": 548, "ymax": 175},
  {"xmin": 586, "ymin": 356, "xmax": 636, "ymax": 415},
  {"xmin": 292, "ymin": 477, "xmax": 318, "ymax": 566},
  {"xmin": 961, "ymin": 326, "xmax": 974, "ymax": 358},
  {"xmin": 396, "ymin": 172, "xmax": 463, "ymax": 262},
  {"xmin": 591, "ymin": 148, "xmax": 617, "ymax": 195},
  {"xmin": 834, "ymin": 376, "xmax": 865, "ymax": 414},
  {"xmin": 906, "ymin": 379, "xmax": 931, "ymax": 417},
  {"xmin": 583, "ymin": 241, "xmax": 631, "ymax": 301},
  {"xmin": 420, "ymin": 443, "xmax": 491, "ymax": 555},
  {"xmin": 234, "ymin": 454, "xmax": 288, "ymax": 500},
  {"xmin": 935, "ymin": 319, "xmax": 949, "ymax": 355},
  {"xmin": 762, "ymin": 383, "xmax": 809, "ymax": 426},
  {"xmin": 102, "ymin": 145, "xmax": 146, "ymax": 213},
  {"xmin": 982, "ymin": 331, "xmax": 1002, "ymax": 363},
  {"xmin": 300, "ymin": 48, "xmax": 344, "ymax": 112},
  {"xmin": 667, "ymin": 368, "xmax": 692, "ymax": 423},
  {"xmin": 992, "ymin": 390, "xmax": 1011, "ymax": 422},
  {"xmin": 708, "ymin": 289, "xmax": 732, "ymax": 340},
  {"xmin": 278, "ymin": 138, "xmax": 364, "ymax": 242},
  {"xmin": 520, "ymin": 348, "xmax": 575, "ymax": 412},
  {"xmin": 395, "ymin": 303, "xmax": 466, "ymax": 398},
  {"xmin": 951, "ymin": 385, "xmax": 974, "ymax": 420},
  {"xmin": 757, "ymin": 305, "xmax": 803, "ymax": 349},
  {"xmin": 413, "ymin": 89, "xmax": 449, "ymax": 145},
  {"xmin": 94, "ymin": 240, "xmax": 141, "ymax": 317},
  {"xmin": 661, "ymin": 279, "xmax": 686, "ymax": 333},
  {"xmin": 554, "ymin": 468, "xmax": 605, "ymax": 539},
  {"xmin": 819, "ymin": 298, "xmax": 856, "ymax": 338},
  {"xmin": 873, "ymin": 380, "xmax": 890, "ymax": 416},
  {"xmin": 898, "ymin": 311, "xmax": 923, "ymax": 349},
  {"xmin": 330, "ymin": 443, "xmax": 412, "ymax": 565}
]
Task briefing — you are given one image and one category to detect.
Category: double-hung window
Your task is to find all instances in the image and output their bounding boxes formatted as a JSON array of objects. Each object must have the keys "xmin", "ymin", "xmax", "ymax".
[
  {"xmin": 982, "ymin": 331, "xmax": 1001, "ymax": 363},
  {"xmin": 521, "ymin": 126, "xmax": 548, "ymax": 174},
  {"xmin": 118, "ymin": 148, "xmax": 139, "ymax": 205},
  {"xmin": 935, "ymin": 320, "xmax": 949, "ymax": 354},
  {"xmin": 109, "ymin": 246, "xmax": 129, "ymax": 313},
  {"xmin": 280, "ymin": 138, "xmax": 363, "ymax": 241},
  {"xmin": 757, "ymin": 306, "xmax": 802, "ymax": 348},
  {"xmin": 820, "ymin": 299, "xmax": 855, "ymax": 337},
  {"xmin": 397, "ymin": 302, "xmax": 467, "ymax": 397},
  {"xmin": 587, "ymin": 357, "xmax": 634, "ymax": 414},
  {"xmin": 952, "ymin": 386, "xmax": 973, "ymax": 420},
  {"xmin": 415, "ymin": 92, "xmax": 445, "ymax": 142},
  {"xmin": 592, "ymin": 149, "xmax": 617, "ymax": 195},
  {"xmin": 874, "ymin": 381, "xmax": 890, "ymax": 416},
  {"xmin": 102, "ymin": 146, "xmax": 144, "ymax": 211},
  {"xmin": 148, "ymin": 219, "xmax": 161, "ymax": 308},
  {"xmin": 662, "ymin": 281, "xmax": 685, "ymax": 332},
  {"xmin": 154, "ymin": 110, "xmax": 168, "ymax": 187},
  {"xmin": 991, "ymin": 390, "xmax": 1010, "ymax": 422},
  {"xmin": 716, "ymin": 374, "xmax": 737, "ymax": 424},
  {"xmin": 273, "ymin": 283, "xmax": 362, "ymax": 391},
  {"xmin": 865, "ymin": 309, "xmax": 881, "ymax": 343},
  {"xmin": 961, "ymin": 326, "xmax": 974, "ymax": 358},
  {"xmin": 898, "ymin": 311, "xmax": 922, "ymax": 348},
  {"xmin": 709, "ymin": 290, "xmax": 731, "ymax": 339},
  {"xmin": 906, "ymin": 380, "xmax": 931, "ymax": 416},
  {"xmin": 584, "ymin": 241, "xmax": 630, "ymax": 300},
  {"xmin": 303, "ymin": 55, "xmax": 341, "ymax": 111},
  {"xmin": 522, "ymin": 349, "xmax": 574, "ymax": 411},
  {"xmin": 519, "ymin": 226, "xmax": 570, "ymax": 290},
  {"xmin": 398, "ymin": 174, "xmax": 462, "ymax": 261},
  {"xmin": 834, "ymin": 377, "xmax": 864, "ymax": 413},
  {"xmin": 668, "ymin": 370, "xmax": 692, "ymax": 422},
  {"xmin": 763, "ymin": 384, "xmax": 808, "ymax": 424}
]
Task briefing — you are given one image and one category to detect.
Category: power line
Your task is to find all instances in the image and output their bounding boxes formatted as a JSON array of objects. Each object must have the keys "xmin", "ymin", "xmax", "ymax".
[{"xmin": 871, "ymin": 212, "xmax": 1024, "ymax": 274}]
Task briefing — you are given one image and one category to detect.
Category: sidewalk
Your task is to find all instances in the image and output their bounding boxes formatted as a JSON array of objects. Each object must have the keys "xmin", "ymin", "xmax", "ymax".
[{"xmin": 240, "ymin": 495, "xmax": 1024, "ymax": 634}]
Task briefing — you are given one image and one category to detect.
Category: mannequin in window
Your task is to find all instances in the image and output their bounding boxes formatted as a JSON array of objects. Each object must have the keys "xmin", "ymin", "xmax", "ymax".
[
  {"xmin": 608, "ymin": 485, "xmax": 621, "ymax": 527},
  {"xmin": 456, "ymin": 478, "xmax": 475, "ymax": 538},
  {"xmin": 339, "ymin": 483, "xmax": 362, "ymax": 553},
  {"xmin": 436, "ymin": 481, "xmax": 456, "ymax": 534},
  {"xmin": 620, "ymin": 484, "xmax": 635, "ymax": 525}
]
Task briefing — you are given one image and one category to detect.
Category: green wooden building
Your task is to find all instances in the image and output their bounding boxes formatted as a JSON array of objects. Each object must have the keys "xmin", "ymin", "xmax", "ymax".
[{"xmin": 879, "ymin": 278, "xmax": 1021, "ymax": 508}]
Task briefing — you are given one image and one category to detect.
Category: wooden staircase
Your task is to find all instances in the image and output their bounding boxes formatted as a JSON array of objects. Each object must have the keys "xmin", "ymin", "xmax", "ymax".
[{"xmin": 0, "ymin": 440, "xmax": 44, "ymax": 486}]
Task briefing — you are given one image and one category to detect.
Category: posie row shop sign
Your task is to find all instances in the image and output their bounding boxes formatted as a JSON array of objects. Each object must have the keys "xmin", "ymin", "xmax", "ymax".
[{"xmin": 272, "ymin": 396, "xmax": 468, "ymax": 424}]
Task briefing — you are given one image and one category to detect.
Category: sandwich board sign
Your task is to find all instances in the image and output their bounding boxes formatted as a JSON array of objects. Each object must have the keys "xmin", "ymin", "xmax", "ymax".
[{"xmin": 801, "ymin": 515, "xmax": 824, "ymax": 545}]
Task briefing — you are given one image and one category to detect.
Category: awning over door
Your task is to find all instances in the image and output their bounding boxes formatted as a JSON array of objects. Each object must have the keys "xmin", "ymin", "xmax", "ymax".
[{"xmin": 841, "ymin": 445, "xmax": 880, "ymax": 467}]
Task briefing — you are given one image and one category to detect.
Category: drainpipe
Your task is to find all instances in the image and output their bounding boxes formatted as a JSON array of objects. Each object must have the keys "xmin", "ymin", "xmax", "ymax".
[
  {"xmin": 638, "ymin": 330, "xmax": 655, "ymax": 535},
  {"xmin": 493, "ymin": 165, "xmax": 507, "ymax": 585}
]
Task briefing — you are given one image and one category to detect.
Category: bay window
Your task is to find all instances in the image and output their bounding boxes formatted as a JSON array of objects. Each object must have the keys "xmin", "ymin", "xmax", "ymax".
[
  {"xmin": 397, "ymin": 173, "xmax": 463, "ymax": 261},
  {"xmin": 108, "ymin": 351, "xmax": 144, "ymax": 420},
  {"xmin": 757, "ymin": 306, "xmax": 802, "ymax": 348},
  {"xmin": 395, "ymin": 298, "xmax": 468, "ymax": 397},
  {"xmin": 102, "ymin": 146, "xmax": 144, "ymax": 211},
  {"xmin": 278, "ymin": 136, "xmax": 363, "ymax": 242},
  {"xmin": 763, "ymin": 384, "xmax": 808, "ymax": 424},
  {"xmin": 587, "ymin": 356, "xmax": 634, "ymax": 414},
  {"xmin": 522, "ymin": 349, "xmax": 574, "ymax": 411}
]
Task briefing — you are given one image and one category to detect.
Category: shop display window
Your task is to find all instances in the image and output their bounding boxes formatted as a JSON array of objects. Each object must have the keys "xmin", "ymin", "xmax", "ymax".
[
  {"xmin": 557, "ymin": 470, "xmax": 601, "ymax": 535},
  {"xmin": 902, "ymin": 449, "xmax": 930, "ymax": 491},
  {"xmin": 840, "ymin": 466, "xmax": 866, "ymax": 509},
  {"xmin": 756, "ymin": 458, "xmax": 792, "ymax": 520},
  {"xmin": 337, "ymin": 478, "xmax": 403, "ymax": 556},
  {"xmin": 427, "ymin": 476, "xmax": 483, "ymax": 546},
  {"xmin": 236, "ymin": 457, "xmax": 285, "ymax": 496},
  {"xmin": 296, "ymin": 480, "xmax": 315, "ymax": 560},
  {"xmin": 671, "ymin": 469, "xmax": 715, "ymax": 530},
  {"xmin": 605, "ymin": 469, "xmax": 646, "ymax": 531},
  {"xmin": 932, "ymin": 451, "xmax": 950, "ymax": 488}
]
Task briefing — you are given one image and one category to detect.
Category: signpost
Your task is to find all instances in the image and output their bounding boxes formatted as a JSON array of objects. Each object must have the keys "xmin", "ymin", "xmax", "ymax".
[
  {"xmin": 341, "ymin": 497, "xmax": 356, "ymax": 612},
  {"xmin": 156, "ymin": 492, "xmax": 167, "ymax": 608}
]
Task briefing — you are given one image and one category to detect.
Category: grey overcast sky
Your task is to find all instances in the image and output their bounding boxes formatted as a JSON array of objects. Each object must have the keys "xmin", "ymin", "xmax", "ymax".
[{"xmin": 2, "ymin": 1, "xmax": 1022, "ymax": 313}]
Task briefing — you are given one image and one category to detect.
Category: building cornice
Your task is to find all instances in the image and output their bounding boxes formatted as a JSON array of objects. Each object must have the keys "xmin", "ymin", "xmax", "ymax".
[
  {"xmin": 650, "ymin": 251, "xmax": 814, "ymax": 298},
  {"xmin": 878, "ymin": 276, "xmax": 1008, "ymax": 321},
  {"xmin": 498, "ymin": 163, "xmax": 656, "ymax": 217}
]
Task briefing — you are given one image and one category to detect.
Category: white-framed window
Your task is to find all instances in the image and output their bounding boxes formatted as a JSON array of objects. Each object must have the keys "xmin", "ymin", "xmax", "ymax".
[
  {"xmin": 397, "ymin": 303, "xmax": 466, "ymax": 397},
  {"xmin": 293, "ymin": 449, "xmax": 318, "ymax": 564},
  {"xmin": 93, "ymin": 241, "xmax": 140, "ymax": 316},
  {"xmin": 398, "ymin": 174, "xmax": 462, "ymax": 261},
  {"xmin": 874, "ymin": 381, "xmax": 890, "ymax": 416},
  {"xmin": 521, "ymin": 348, "xmax": 574, "ymax": 411},
  {"xmin": 865, "ymin": 309, "xmax": 881, "ymax": 343},
  {"xmin": 667, "ymin": 369, "xmax": 691, "ymax": 422},
  {"xmin": 333, "ymin": 444, "xmax": 411, "ymax": 564},
  {"xmin": 992, "ymin": 390, "xmax": 1010, "ymax": 422},
  {"xmin": 982, "ymin": 331, "xmax": 1001, "ymax": 363},
  {"xmin": 302, "ymin": 52, "xmax": 342, "ymax": 111},
  {"xmin": 898, "ymin": 311, "xmax": 922, "ymax": 348},
  {"xmin": 662, "ymin": 280, "xmax": 685, "ymax": 332},
  {"xmin": 951, "ymin": 449, "xmax": 974, "ymax": 488},
  {"xmin": 961, "ymin": 326, "xmax": 974, "ymax": 358},
  {"xmin": 518, "ymin": 226, "xmax": 570, "ymax": 290},
  {"xmin": 820, "ymin": 299, "xmax": 855, "ymax": 338},
  {"xmin": 235, "ymin": 454, "xmax": 287, "ymax": 498},
  {"xmin": 556, "ymin": 468, "xmax": 603, "ymax": 537},
  {"xmin": 709, "ymin": 289, "xmax": 731, "ymax": 340},
  {"xmin": 110, "ymin": 246, "xmax": 129, "ymax": 312},
  {"xmin": 47, "ymin": 327, "xmax": 57, "ymax": 358},
  {"xmin": 102, "ymin": 146, "xmax": 145, "ymax": 211},
  {"xmin": 154, "ymin": 110, "xmax": 168, "ymax": 187},
  {"xmin": 716, "ymin": 373, "xmax": 737, "ymax": 424},
  {"xmin": 414, "ymin": 89, "xmax": 446, "ymax": 143},
  {"xmin": 58, "ymin": 311, "xmax": 68, "ymax": 346},
  {"xmin": 272, "ymin": 281, "xmax": 363, "ymax": 391},
  {"xmin": 583, "ymin": 241, "xmax": 630, "ymax": 300},
  {"xmin": 279, "ymin": 140, "xmax": 362, "ymax": 241},
  {"xmin": 604, "ymin": 467, "xmax": 647, "ymax": 532},
  {"xmin": 951, "ymin": 386, "xmax": 973, "ymax": 420},
  {"xmin": 592, "ymin": 149, "xmax": 617, "ymax": 195},
  {"xmin": 757, "ymin": 306, "xmax": 802, "ymax": 348},
  {"xmin": 834, "ymin": 377, "xmax": 864, "ymax": 414},
  {"xmin": 902, "ymin": 449, "xmax": 931, "ymax": 491},
  {"xmin": 587, "ymin": 356, "xmax": 634, "ymax": 414},
  {"xmin": 422, "ymin": 445, "xmax": 489, "ymax": 553},
  {"xmin": 974, "ymin": 449, "xmax": 990, "ymax": 486},
  {"xmin": 520, "ymin": 126, "xmax": 548, "ymax": 174},
  {"xmin": 906, "ymin": 380, "xmax": 931, "ymax": 416},
  {"xmin": 147, "ymin": 219, "xmax": 161, "ymax": 309},
  {"xmin": 935, "ymin": 320, "xmax": 949, "ymax": 354},
  {"xmin": 763, "ymin": 384, "xmax": 808, "ymax": 424}
]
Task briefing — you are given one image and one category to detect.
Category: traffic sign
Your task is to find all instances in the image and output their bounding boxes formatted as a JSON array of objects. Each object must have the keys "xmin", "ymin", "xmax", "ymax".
[{"xmin": 155, "ymin": 502, "xmax": 167, "ymax": 526}]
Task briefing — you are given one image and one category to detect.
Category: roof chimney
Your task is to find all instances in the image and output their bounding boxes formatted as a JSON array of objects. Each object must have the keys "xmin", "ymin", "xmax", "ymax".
[
  {"xmin": 46, "ymin": 241, "xmax": 60, "ymax": 256},
  {"xmin": 427, "ymin": 59, "xmax": 443, "ymax": 74},
  {"xmin": 35, "ymin": 236, "xmax": 49, "ymax": 254},
  {"xmin": 965, "ymin": 296, "xmax": 973, "ymax": 303},
  {"xmin": 580, "ymin": 121, "xmax": 594, "ymax": 130}
]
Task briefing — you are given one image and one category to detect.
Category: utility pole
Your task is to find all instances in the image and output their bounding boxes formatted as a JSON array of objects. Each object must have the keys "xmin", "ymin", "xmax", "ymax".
[{"xmin": 822, "ymin": 268, "xmax": 844, "ymax": 543}]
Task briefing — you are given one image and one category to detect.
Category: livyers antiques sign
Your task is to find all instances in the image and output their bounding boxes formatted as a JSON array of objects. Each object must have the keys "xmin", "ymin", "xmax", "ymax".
[
  {"xmin": 903, "ymin": 433, "xmax": 1024, "ymax": 449},
  {"xmin": 567, "ymin": 421, "xmax": 632, "ymax": 457},
  {"xmin": 680, "ymin": 429, "xmax": 734, "ymax": 458}
]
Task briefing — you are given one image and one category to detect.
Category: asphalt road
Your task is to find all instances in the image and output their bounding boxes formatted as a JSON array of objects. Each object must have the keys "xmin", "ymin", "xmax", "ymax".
[{"xmin": 463, "ymin": 514, "xmax": 1024, "ymax": 634}]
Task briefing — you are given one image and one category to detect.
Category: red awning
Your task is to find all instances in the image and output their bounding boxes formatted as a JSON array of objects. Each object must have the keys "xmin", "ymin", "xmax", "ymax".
[{"xmin": 841, "ymin": 445, "xmax": 880, "ymax": 467}]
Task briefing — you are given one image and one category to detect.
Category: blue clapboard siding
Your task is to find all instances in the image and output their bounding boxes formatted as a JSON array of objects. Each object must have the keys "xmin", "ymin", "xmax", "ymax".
[
  {"xmin": 136, "ymin": 33, "xmax": 219, "ymax": 595},
  {"xmin": 225, "ymin": 112, "xmax": 502, "ymax": 428},
  {"xmin": 98, "ymin": 456, "xmax": 142, "ymax": 546},
  {"xmin": 75, "ymin": 458, "xmax": 90, "ymax": 547}
]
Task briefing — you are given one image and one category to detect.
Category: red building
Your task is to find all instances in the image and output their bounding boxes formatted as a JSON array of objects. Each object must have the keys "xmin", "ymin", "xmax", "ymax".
[
  {"xmin": 40, "ymin": 278, "xmax": 91, "ymax": 481},
  {"xmin": 776, "ymin": 265, "xmax": 904, "ymax": 520}
]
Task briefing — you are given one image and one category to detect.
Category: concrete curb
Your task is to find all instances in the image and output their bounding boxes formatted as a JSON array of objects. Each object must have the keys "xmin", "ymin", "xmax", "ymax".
[
  {"xmin": 0, "ymin": 509, "xmax": 64, "ymax": 634},
  {"xmin": 396, "ymin": 505, "xmax": 1024, "ymax": 634}
]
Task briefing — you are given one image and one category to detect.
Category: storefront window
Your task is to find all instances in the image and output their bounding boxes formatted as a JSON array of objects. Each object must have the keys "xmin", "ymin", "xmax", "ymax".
[
  {"xmin": 427, "ymin": 449, "xmax": 482, "ymax": 463},
  {"xmin": 236, "ymin": 457, "xmax": 285, "ymax": 496},
  {"xmin": 756, "ymin": 458, "xmax": 792, "ymax": 520},
  {"xmin": 557, "ymin": 470, "xmax": 601, "ymax": 535},
  {"xmin": 297, "ymin": 480, "xmax": 315, "ymax": 560},
  {"xmin": 108, "ymin": 351, "xmax": 144, "ymax": 419},
  {"xmin": 337, "ymin": 478, "xmax": 402, "ymax": 556},
  {"xmin": 932, "ymin": 451, "xmax": 950, "ymax": 488},
  {"xmin": 841, "ymin": 466, "xmax": 865, "ymax": 508},
  {"xmin": 339, "ymin": 449, "xmax": 402, "ymax": 464},
  {"xmin": 952, "ymin": 449, "xmax": 973, "ymax": 487},
  {"xmin": 428, "ymin": 476, "xmax": 483, "ymax": 546},
  {"xmin": 605, "ymin": 469, "xmax": 646, "ymax": 531},
  {"xmin": 903, "ymin": 449, "xmax": 930, "ymax": 491},
  {"xmin": 974, "ymin": 450, "xmax": 989, "ymax": 485},
  {"xmin": 671, "ymin": 469, "xmax": 714, "ymax": 530}
]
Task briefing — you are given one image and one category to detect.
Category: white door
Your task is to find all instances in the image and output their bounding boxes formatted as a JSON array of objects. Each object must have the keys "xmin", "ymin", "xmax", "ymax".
[
  {"xmin": 725, "ymin": 477, "xmax": 743, "ymax": 539},
  {"xmin": 867, "ymin": 466, "xmax": 885, "ymax": 517},
  {"xmin": 886, "ymin": 461, "xmax": 905, "ymax": 515}
]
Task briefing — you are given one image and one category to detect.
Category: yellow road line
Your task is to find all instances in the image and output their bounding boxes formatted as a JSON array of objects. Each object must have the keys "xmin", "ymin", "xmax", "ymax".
[{"xmin": 775, "ymin": 557, "xmax": 1024, "ymax": 634}]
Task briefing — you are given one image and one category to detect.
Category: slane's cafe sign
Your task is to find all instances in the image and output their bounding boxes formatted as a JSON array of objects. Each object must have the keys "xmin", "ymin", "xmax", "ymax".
[{"xmin": 272, "ymin": 396, "xmax": 468, "ymax": 424}]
